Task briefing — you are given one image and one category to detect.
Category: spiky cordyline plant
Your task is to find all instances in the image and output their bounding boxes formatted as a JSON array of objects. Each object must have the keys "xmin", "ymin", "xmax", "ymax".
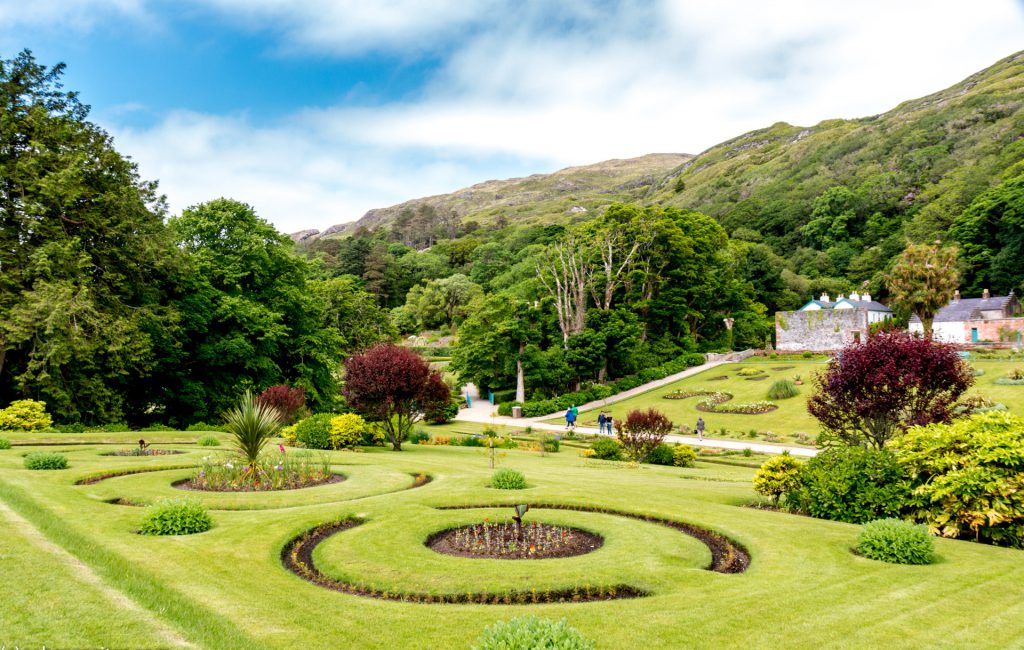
[{"xmin": 224, "ymin": 391, "xmax": 282, "ymax": 476}]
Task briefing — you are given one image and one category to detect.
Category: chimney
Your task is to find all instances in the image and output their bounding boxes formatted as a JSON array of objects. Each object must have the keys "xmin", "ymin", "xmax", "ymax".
[
  {"xmin": 983, "ymin": 288, "xmax": 990, "ymax": 300},
  {"xmin": 862, "ymin": 292, "xmax": 871, "ymax": 303},
  {"xmin": 838, "ymin": 294, "xmax": 846, "ymax": 301},
  {"xmin": 850, "ymin": 291, "xmax": 861, "ymax": 301},
  {"xmin": 953, "ymin": 290, "xmax": 960, "ymax": 302},
  {"xmin": 819, "ymin": 292, "xmax": 830, "ymax": 303}
]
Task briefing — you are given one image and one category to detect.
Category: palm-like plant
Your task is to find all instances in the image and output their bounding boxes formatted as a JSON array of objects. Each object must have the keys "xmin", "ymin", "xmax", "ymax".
[{"xmin": 224, "ymin": 391, "xmax": 282, "ymax": 477}]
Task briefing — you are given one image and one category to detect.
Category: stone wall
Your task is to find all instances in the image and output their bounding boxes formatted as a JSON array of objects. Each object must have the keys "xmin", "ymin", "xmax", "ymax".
[{"xmin": 775, "ymin": 309, "xmax": 867, "ymax": 351}]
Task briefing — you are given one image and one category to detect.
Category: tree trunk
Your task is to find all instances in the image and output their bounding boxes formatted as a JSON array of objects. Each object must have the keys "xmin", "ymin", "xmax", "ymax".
[{"xmin": 515, "ymin": 346, "xmax": 525, "ymax": 403}]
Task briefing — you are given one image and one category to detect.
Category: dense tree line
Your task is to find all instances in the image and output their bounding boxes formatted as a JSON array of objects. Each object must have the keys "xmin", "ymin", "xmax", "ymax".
[{"xmin": 0, "ymin": 52, "xmax": 392, "ymax": 426}]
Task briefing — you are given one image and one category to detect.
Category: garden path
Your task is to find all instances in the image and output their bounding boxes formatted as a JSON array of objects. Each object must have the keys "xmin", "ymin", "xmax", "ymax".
[{"xmin": 455, "ymin": 361, "xmax": 818, "ymax": 457}]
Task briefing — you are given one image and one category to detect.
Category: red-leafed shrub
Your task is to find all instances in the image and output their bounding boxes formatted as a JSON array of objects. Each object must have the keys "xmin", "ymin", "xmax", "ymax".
[
  {"xmin": 343, "ymin": 344, "xmax": 450, "ymax": 451},
  {"xmin": 615, "ymin": 408, "xmax": 674, "ymax": 463},
  {"xmin": 256, "ymin": 385, "xmax": 306, "ymax": 424},
  {"xmin": 808, "ymin": 330, "xmax": 973, "ymax": 449}
]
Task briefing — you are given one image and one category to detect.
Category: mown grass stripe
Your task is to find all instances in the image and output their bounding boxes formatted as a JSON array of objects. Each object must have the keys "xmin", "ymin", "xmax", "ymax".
[{"xmin": 0, "ymin": 477, "xmax": 268, "ymax": 650}]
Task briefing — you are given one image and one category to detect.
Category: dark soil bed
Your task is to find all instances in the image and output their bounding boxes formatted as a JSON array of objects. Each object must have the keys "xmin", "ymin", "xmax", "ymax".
[
  {"xmin": 770, "ymin": 366, "xmax": 795, "ymax": 371},
  {"xmin": 173, "ymin": 473, "xmax": 346, "ymax": 492},
  {"xmin": 743, "ymin": 375, "xmax": 770, "ymax": 381},
  {"xmin": 282, "ymin": 520, "xmax": 645, "ymax": 604},
  {"xmin": 707, "ymin": 375, "xmax": 729, "ymax": 381},
  {"xmin": 427, "ymin": 522, "xmax": 603, "ymax": 559}
]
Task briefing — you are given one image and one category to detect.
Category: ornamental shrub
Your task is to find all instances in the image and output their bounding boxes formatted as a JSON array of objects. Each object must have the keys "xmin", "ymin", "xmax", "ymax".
[
  {"xmin": 196, "ymin": 435, "xmax": 220, "ymax": 447},
  {"xmin": 329, "ymin": 413, "xmax": 366, "ymax": 449},
  {"xmin": 540, "ymin": 435, "xmax": 560, "ymax": 453},
  {"xmin": 139, "ymin": 498, "xmax": 213, "ymax": 536},
  {"xmin": 673, "ymin": 445, "xmax": 697, "ymax": 467},
  {"xmin": 857, "ymin": 518, "xmax": 935, "ymax": 565},
  {"xmin": 767, "ymin": 379, "xmax": 800, "ymax": 400},
  {"xmin": 24, "ymin": 452, "xmax": 68, "ymax": 470},
  {"xmin": 891, "ymin": 411, "xmax": 1024, "ymax": 547},
  {"xmin": 0, "ymin": 400, "xmax": 52, "ymax": 431},
  {"xmin": 490, "ymin": 468, "xmax": 528, "ymax": 490},
  {"xmin": 293, "ymin": 413, "xmax": 335, "ymax": 450},
  {"xmin": 646, "ymin": 443, "xmax": 675, "ymax": 466},
  {"xmin": 459, "ymin": 435, "xmax": 486, "ymax": 447},
  {"xmin": 425, "ymin": 398, "xmax": 459, "ymax": 424},
  {"xmin": 473, "ymin": 616, "xmax": 595, "ymax": 650},
  {"xmin": 408, "ymin": 429, "xmax": 430, "ymax": 444},
  {"xmin": 54, "ymin": 423, "xmax": 86, "ymax": 433},
  {"xmin": 0, "ymin": 438, "xmax": 10, "ymax": 450},
  {"xmin": 590, "ymin": 437, "xmax": 623, "ymax": 461},
  {"xmin": 737, "ymin": 367, "xmax": 764, "ymax": 377},
  {"xmin": 786, "ymin": 447, "xmax": 909, "ymax": 524},
  {"xmin": 616, "ymin": 408, "xmax": 673, "ymax": 462},
  {"xmin": 752, "ymin": 454, "xmax": 801, "ymax": 504}
]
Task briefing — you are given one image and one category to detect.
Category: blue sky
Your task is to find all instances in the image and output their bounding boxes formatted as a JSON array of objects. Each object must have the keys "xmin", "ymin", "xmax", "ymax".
[{"xmin": 3, "ymin": 1, "xmax": 1024, "ymax": 232}]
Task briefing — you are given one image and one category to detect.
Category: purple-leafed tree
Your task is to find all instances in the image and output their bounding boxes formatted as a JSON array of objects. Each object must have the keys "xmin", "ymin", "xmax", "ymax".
[
  {"xmin": 256, "ymin": 385, "xmax": 306, "ymax": 424},
  {"xmin": 808, "ymin": 330, "xmax": 973, "ymax": 449},
  {"xmin": 615, "ymin": 408, "xmax": 674, "ymax": 463},
  {"xmin": 343, "ymin": 344, "xmax": 450, "ymax": 451}
]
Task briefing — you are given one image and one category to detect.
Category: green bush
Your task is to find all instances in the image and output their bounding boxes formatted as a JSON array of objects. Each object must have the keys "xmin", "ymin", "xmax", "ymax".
[
  {"xmin": 786, "ymin": 447, "xmax": 909, "ymax": 523},
  {"xmin": 646, "ymin": 443, "xmax": 675, "ymax": 466},
  {"xmin": 54, "ymin": 423, "xmax": 86, "ymax": 433},
  {"xmin": 186, "ymin": 422, "xmax": 226, "ymax": 432},
  {"xmin": 857, "ymin": 518, "xmax": 935, "ymax": 565},
  {"xmin": 673, "ymin": 445, "xmax": 697, "ymax": 467},
  {"xmin": 138, "ymin": 498, "xmax": 213, "ymax": 536},
  {"xmin": 329, "ymin": 413, "xmax": 366, "ymax": 449},
  {"xmin": 473, "ymin": 616, "xmax": 595, "ymax": 650},
  {"xmin": 590, "ymin": 437, "xmax": 622, "ymax": 461},
  {"xmin": 425, "ymin": 398, "xmax": 460, "ymax": 424},
  {"xmin": 0, "ymin": 399, "xmax": 53, "ymax": 431},
  {"xmin": 93, "ymin": 422, "xmax": 132, "ymax": 433},
  {"xmin": 891, "ymin": 411, "xmax": 1024, "ymax": 547},
  {"xmin": 490, "ymin": 469, "xmax": 528, "ymax": 490},
  {"xmin": 540, "ymin": 435, "xmax": 560, "ymax": 453},
  {"xmin": 293, "ymin": 413, "xmax": 335, "ymax": 450},
  {"xmin": 408, "ymin": 430, "xmax": 430, "ymax": 444},
  {"xmin": 139, "ymin": 424, "xmax": 177, "ymax": 432},
  {"xmin": 752, "ymin": 454, "xmax": 801, "ymax": 504},
  {"xmin": 767, "ymin": 379, "xmax": 800, "ymax": 400},
  {"xmin": 0, "ymin": 438, "xmax": 10, "ymax": 450},
  {"xmin": 196, "ymin": 435, "xmax": 220, "ymax": 446},
  {"xmin": 737, "ymin": 367, "xmax": 764, "ymax": 377},
  {"xmin": 459, "ymin": 435, "xmax": 486, "ymax": 447},
  {"xmin": 24, "ymin": 452, "xmax": 68, "ymax": 470}
]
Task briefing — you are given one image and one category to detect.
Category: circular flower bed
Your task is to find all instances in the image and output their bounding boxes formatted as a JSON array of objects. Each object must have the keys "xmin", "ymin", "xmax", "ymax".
[
  {"xmin": 103, "ymin": 449, "xmax": 184, "ymax": 457},
  {"xmin": 177, "ymin": 448, "xmax": 343, "ymax": 492},
  {"xmin": 427, "ymin": 520, "xmax": 603, "ymax": 559},
  {"xmin": 663, "ymin": 389, "xmax": 777, "ymax": 414}
]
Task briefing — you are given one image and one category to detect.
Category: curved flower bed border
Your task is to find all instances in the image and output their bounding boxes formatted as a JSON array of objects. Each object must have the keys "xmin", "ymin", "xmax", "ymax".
[
  {"xmin": 75, "ymin": 465, "xmax": 197, "ymax": 485},
  {"xmin": 281, "ymin": 504, "xmax": 748, "ymax": 605},
  {"xmin": 173, "ymin": 473, "xmax": 346, "ymax": 492},
  {"xmin": 663, "ymin": 389, "xmax": 777, "ymax": 414}
]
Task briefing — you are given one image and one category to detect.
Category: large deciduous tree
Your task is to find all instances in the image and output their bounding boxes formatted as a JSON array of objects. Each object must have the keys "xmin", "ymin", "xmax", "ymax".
[
  {"xmin": 0, "ymin": 50, "xmax": 175, "ymax": 423},
  {"xmin": 807, "ymin": 330, "xmax": 973, "ymax": 449},
  {"xmin": 343, "ymin": 344, "xmax": 450, "ymax": 451},
  {"xmin": 886, "ymin": 242, "xmax": 959, "ymax": 335}
]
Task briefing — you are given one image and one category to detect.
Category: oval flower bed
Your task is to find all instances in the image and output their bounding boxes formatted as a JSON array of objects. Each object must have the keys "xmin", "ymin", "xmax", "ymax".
[
  {"xmin": 178, "ymin": 447, "xmax": 342, "ymax": 492},
  {"xmin": 427, "ymin": 520, "xmax": 603, "ymax": 560},
  {"xmin": 664, "ymin": 389, "xmax": 778, "ymax": 414}
]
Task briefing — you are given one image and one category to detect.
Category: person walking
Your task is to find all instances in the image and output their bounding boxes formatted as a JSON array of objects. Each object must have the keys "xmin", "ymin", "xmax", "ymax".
[
  {"xmin": 695, "ymin": 416, "xmax": 705, "ymax": 441},
  {"xmin": 597, "ymin": 411, "xmax": 607, "ymax": 435},
  {"xmin": 565, "ymin": 406, "xmax": 576, "ymax": 431},
  {"xmin": 606, "ymin": 414, "xmax": 614, "ymax": 436},
  {"xmin": 569, "ymin": 404, "xmax": 579, "ymax": 431}
]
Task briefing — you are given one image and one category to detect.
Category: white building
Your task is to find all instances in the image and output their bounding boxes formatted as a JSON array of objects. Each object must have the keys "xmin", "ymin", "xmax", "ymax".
[
  {"xmin": 798, "ymin": 291, "xmax": 893, "ymax": 324},
  {"xmin": 909, "ymin": 290, "xmax": 1023, "ymax": 344}
]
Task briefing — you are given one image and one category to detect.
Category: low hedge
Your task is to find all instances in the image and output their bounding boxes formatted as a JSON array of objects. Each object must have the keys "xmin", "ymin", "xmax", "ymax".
[
  {"xmin": 499, "ymin": 352, "xmax": 705, "ymax": 417},
  {"xmin": 857, "ymin": 518, "xmax": 935, "ymax": 565}
]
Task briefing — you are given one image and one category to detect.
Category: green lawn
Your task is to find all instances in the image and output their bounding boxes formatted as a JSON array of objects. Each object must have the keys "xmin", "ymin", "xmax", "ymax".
[
  {"xmin": 542, "ymin": 358, "xmax": 1024, "ymax": 446},
  {"xmin": 1, "ymin": 429, "xmax": 1024, "ymax": 648}
]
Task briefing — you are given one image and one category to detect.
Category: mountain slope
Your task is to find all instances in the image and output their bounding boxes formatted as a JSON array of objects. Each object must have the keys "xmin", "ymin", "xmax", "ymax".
[
  {"xmin": 650, "ymin": 50, "xmax": 1024, "ymax": 257},
  {"xmin": 297, "ymin": 153, "xmax": 691, "ymax": 241}
]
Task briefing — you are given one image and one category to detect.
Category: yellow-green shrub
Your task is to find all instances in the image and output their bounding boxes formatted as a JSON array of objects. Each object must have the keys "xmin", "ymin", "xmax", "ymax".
[
  {"xmin": 673, "ymin": 445, "xmax": 697, "ymax": 467},
  {"xmin": 753, "ymin": 454, "xmax": 802, "ymax": 504},
  {"xmin": 329, "ymin": 413, "xmax": 366, "ymax": 449},
  {"xmin": 0, "ymin": 400, "xmax": 52, "ymax": 431}
]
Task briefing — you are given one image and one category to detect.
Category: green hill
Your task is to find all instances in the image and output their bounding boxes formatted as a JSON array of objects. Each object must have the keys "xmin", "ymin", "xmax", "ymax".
[{"xmin": 299, "ymin": 153, "xmax": 691, "ymax": 241}]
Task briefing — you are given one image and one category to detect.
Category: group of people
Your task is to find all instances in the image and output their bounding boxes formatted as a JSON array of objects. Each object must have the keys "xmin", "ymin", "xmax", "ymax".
[{"xmin": 565, "ymin": 406, "xmax": 706, "ymax": 441}]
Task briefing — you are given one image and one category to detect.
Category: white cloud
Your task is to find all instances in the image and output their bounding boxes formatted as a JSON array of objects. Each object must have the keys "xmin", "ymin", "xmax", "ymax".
[
  {"xmin": 26, "ymin": 1, "xmax": 1024, "ymax": 232},
  {"xmin": 0, "ymin": 0, "xmax": 148, "ymax": 35}
]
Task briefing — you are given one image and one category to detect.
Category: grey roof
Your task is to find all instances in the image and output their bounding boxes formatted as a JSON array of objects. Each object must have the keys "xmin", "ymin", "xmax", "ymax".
[
  {"xmin": 836, "ymin": 298, "xmax": 892, "ymax": 313},
  {"xmin": 909, "ymin": 295, "xmax": 1014, "ymax": 323}
]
